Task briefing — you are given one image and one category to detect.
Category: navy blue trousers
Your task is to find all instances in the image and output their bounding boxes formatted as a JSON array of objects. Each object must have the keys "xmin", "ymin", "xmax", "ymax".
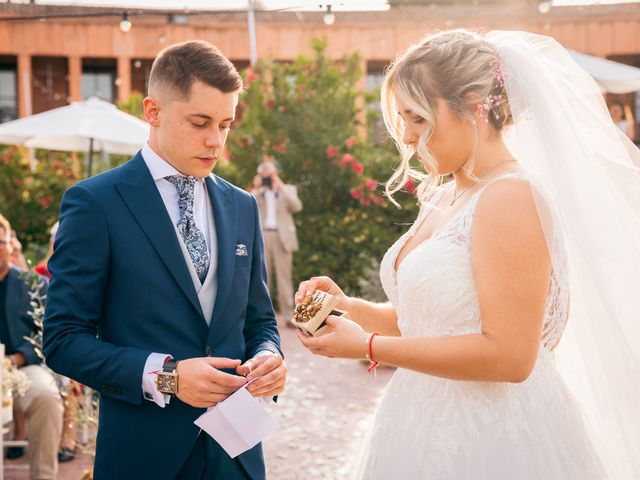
[{"xmin": 176, "ymin": 434, "xmax": 251, "ymax": 480}]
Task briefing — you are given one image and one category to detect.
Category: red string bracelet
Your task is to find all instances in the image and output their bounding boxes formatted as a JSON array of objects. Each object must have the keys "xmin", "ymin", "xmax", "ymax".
[{"xmin": 365, "ymin": 332, "xmax": 379, "ymax": 373}]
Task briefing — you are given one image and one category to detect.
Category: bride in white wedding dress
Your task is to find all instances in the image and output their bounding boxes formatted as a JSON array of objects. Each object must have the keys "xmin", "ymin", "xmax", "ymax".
[{"xmin": 297, "ymin": 30, "xmax": 640, "ymax": 479}]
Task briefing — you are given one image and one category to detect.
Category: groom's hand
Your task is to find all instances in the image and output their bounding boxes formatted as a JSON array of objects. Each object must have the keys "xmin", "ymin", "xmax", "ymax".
[
  {"xmin": 176, "ymin": 357, "xmax": 247, "ymax": 408},
  {"xmin": 239, "ymin": 353, "xmax": 287, "ymax": 398}
]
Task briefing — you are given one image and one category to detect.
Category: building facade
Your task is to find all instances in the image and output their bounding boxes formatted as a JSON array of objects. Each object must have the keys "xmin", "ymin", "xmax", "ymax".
[{"xmin": 1, "ymin": 1, "xmax": 639, "ymax": 131}]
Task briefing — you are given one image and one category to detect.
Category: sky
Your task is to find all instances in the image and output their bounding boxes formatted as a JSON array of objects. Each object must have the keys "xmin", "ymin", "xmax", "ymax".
[{"xmin": 11, "ymin": 0, "xmax": 640, "ymax": 12}]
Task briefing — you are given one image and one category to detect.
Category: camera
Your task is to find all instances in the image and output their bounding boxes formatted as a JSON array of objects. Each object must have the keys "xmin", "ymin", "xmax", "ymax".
[{"xmin": 261, "ymin": 176, "xmax": 272, "ymax": 188}]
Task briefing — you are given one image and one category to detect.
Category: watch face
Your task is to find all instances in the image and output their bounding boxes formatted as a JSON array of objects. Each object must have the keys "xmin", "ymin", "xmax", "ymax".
[{"xmin": 156, "ymin": 372, "xmax": 177, "ymax": 395}]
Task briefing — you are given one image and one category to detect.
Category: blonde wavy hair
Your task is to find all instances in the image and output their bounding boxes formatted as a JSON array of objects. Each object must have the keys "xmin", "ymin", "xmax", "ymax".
[{"xmin": 382, "ymin": 29, "xmax": 512, "ymax": 206}]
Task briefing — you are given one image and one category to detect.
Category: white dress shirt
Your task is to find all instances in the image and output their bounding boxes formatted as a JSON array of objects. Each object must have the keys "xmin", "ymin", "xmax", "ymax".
[
  {"xmin": 140, "ymin": 143, "xmax": 217, "ymax": 407},
  {"xmin": 263, "ymin": 189, "xmax": 278, "ymax": 230}
]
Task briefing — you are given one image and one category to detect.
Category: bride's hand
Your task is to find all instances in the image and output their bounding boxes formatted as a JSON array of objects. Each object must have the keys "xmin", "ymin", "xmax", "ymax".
[
  {"xmin": 297, "ymin": 315, "xmax": 368, "ymax": 360},
  {"xmin": 295, "ymin": 276, "xmax": 351, "ymax": 311}
]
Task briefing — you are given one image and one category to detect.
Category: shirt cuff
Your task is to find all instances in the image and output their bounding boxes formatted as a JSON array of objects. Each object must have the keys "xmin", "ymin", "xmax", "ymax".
[
  {"xmin": 253, "ymin": 350, "xmax": 279, "ymax": 405},
  {"xmin": 254, "ymin": 349, "xmax": 280, "ymax": 358},
  {"xmin": 142, "ymin": 353, "xmax": 172, "ymax": 407}
]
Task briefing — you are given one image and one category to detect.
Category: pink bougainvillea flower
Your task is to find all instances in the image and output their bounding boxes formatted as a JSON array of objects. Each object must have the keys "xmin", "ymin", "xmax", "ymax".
[
  {"xmin": 340, "ymin": 153, "xmax": 354, "ymax": 166},
  {"xmin": 404, "ymin": 177, "xmax": 417, "ymax": 195},
  {"xmin": 246, "ymin": 67, "xmax": 260, "ymax": 83},
  {"xmin": 360, "ymin": 197, "xmax": 371, "ymax": 206},
  {"xmin": 273, "ymin": 142, "xmax": 287, "ymax": 154},
  {"xmin": 351, "ymin": 160, "xmax": 364, "ymax": 175},
  {"xmin": 365, "ymin": 178, "xmax": 378, "ymax": 191},
  {"xmin": 326, "ymin": 146, "xmax": 338, "ymax": 159},
  {"xmin": 344, "ymin": 135, "xmax": 357, "ymax": 148},
  {"xmin": 350, "ymin": 188, "xmax": 363, "ymax": 199}
]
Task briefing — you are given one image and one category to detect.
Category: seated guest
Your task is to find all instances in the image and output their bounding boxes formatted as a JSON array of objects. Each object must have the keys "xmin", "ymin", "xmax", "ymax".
[
  {"xmin": 0, "ymin": 213, "xmax": 63, "ymax": 479},
  {"xmin": 33, "ymin": 220, "xmax": 79, "ymax": 463}
]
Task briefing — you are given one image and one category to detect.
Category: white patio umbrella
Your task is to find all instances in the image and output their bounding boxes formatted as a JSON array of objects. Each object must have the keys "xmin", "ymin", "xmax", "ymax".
[
  {"xmin": 568, "ymin": 50, "xmax": 640, "ymax": 94},
  {"xmin": 0, "ymin": 97, "xmax": 149, "ymax": 176}
]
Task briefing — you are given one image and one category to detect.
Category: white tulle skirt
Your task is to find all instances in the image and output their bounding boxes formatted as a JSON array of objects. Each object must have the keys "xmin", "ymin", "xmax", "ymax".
[{"xmin": 351, "ymin": 353, "xmax": 607, "ymax": 480}]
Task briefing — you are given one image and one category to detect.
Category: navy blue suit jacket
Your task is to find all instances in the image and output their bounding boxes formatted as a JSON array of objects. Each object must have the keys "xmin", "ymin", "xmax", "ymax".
[{"xmin": 43, "ymin": 152, "xmax": 281, "ymax": 479}]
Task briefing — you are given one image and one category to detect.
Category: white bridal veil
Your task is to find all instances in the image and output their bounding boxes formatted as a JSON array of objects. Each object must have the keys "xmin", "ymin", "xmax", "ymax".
[{"xmin": 487, "ymin": 30, "xmax": 640, "ymax": 478}]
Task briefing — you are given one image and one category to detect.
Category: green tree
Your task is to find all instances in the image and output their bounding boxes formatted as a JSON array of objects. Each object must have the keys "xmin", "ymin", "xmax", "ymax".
[
  {"xmin": 0, "ymin": 146, "xmax": 77, "ymax": 259},
  {"xmin": 117, "ymin": 92, "xmax": 145, "ymax": 120},
  {"xmin": 222, "ymin": 38, "xmax": 419, "ymax": 296}
]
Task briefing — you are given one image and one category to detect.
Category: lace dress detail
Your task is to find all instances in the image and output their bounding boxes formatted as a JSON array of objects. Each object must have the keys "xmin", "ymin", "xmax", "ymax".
[{"xmin": 351, "ymin": 174, "xmax": 606, "ymax": 480}]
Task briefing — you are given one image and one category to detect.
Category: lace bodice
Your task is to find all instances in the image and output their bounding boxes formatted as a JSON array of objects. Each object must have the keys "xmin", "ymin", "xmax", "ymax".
[{"xmin": 380, "ymin": 173, "xmax": 569, "ymax": 351}]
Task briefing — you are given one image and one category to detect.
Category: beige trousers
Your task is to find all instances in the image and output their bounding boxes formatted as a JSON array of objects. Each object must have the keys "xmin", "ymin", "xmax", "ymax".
[
  {"xmin": 60, "ymin": 380, "xmax": 81, "ymax": 450},
  {"xmin": 14, "ymin": 365, "xmax": 63, "ymax": 480},
  {"xmin": 264, "ymin": 230, "xmax": 294, "ymax": 321}
]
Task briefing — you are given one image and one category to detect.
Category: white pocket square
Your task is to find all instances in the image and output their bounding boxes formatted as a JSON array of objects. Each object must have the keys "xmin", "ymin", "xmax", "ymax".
[{"xmin": 236, "ymin": 244, "xmax": 248, "ymax": 256}]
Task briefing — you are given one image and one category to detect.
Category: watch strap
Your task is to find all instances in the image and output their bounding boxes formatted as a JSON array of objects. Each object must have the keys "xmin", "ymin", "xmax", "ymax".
[{"xmin": 163, "ymin": 358, "xmax": 179, "ymax": 373}]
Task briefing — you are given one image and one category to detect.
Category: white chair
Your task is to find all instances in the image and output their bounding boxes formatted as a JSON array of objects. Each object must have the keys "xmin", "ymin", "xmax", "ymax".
[{"xmin": 1, "ymin": 343, "xmax": 30, "ymax": 480}]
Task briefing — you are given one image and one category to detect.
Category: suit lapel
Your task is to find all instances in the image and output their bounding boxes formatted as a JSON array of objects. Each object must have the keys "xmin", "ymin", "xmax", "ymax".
[
  {"xmin": 114, "ymin": 153, "xmax": 205, "ymax": 320},
  {"xmin": 206, "ymin": 175, "xmax": 237, "ymax": 333}
]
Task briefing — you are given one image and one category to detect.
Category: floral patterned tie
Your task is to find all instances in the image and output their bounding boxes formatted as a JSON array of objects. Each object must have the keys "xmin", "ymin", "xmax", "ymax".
[{"xmin": 165, "ymin": 175, "xmax": 210, "ymax": 283}]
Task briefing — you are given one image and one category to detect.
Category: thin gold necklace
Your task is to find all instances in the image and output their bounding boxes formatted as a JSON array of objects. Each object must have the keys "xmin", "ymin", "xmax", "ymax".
[{"xmin": 449, "ymin": 159, "xmax": 516, "ymax": 206}]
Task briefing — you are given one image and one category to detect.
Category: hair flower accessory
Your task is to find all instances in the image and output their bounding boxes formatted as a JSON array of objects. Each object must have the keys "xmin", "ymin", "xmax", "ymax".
[{"xmin": 476, "ymin": 56, "xmax": 507, "ymax": 123}]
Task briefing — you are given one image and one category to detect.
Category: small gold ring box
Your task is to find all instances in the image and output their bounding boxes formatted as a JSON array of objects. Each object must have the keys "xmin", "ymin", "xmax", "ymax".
[{"xmin": 291, "ymin": 290, "xmax": 346, "ymax": 337}]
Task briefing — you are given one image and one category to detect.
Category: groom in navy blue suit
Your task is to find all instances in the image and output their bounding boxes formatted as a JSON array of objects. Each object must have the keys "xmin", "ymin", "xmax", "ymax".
[{"xmin": 43, "ymin": 40, "xmax": 285, "ymax": 479}]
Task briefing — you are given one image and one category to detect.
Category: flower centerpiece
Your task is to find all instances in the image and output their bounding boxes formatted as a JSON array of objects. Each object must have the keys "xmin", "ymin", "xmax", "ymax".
[{"xmin": 2, "ymin": 356, "xmax": 30, "ymax": 427}]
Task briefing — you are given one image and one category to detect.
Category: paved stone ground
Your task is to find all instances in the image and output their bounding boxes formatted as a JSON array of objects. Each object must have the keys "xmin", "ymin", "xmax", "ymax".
[
  {"xmin": 263, "ymin": 319, "xmax": 394, "ymax": 480},
  {"xmin": 3, "ymin": 316, "xmax": 395, "ymax": 480}
]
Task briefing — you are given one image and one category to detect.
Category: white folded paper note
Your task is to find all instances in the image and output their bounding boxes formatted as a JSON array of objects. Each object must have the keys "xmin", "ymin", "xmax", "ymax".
[{"xmin": 194, "ymin": 380, "xmax": 279, "ymax": 458}]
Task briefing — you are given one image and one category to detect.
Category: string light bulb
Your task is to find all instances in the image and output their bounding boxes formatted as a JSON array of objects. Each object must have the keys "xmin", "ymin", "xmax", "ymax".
[
  {"xmin": 323, "ymin": 5, "xmax": 335, "ymax": 26},
  {"xmin": 538, "ymin": 1, "xmax": 552, "ymax": 14},
  {"xmin": 119, "ymin": 12, "xmax": 132, "ymax": 32}
]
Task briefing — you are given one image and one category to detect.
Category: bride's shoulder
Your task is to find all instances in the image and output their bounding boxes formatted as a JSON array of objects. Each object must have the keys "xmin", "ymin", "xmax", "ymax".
[
  {"xmin": 479, "ymin": 170, "xmax": 532, "ymax": 199},
  {"xmin": 473, "ymin": 172, "xmax": 546, "ymax": 247}
]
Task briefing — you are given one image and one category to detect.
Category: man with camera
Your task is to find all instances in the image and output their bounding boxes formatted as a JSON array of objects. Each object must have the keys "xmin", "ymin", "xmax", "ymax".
[{"xmin": 252, "ymin": 159, "xmax": 302, "ymax": 326}]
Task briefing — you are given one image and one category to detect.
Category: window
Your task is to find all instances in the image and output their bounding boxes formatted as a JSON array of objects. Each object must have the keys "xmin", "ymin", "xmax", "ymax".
[
  {"xmin": 82, "ymin": 58, "xmax": 117, "ymax": 103},
  {"xmin": 366, "ymin": 61, "xmax": 389, "ymax": 144},
  {"xmin": 82, "ymin": 71, "xmax": 115, "ymax": 103}
]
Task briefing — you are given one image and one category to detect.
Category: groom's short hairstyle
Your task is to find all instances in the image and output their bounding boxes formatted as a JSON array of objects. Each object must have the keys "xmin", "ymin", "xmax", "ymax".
[{"xmin": 148, "ymin": 40, "xmax": 242, "ymax": 100}]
